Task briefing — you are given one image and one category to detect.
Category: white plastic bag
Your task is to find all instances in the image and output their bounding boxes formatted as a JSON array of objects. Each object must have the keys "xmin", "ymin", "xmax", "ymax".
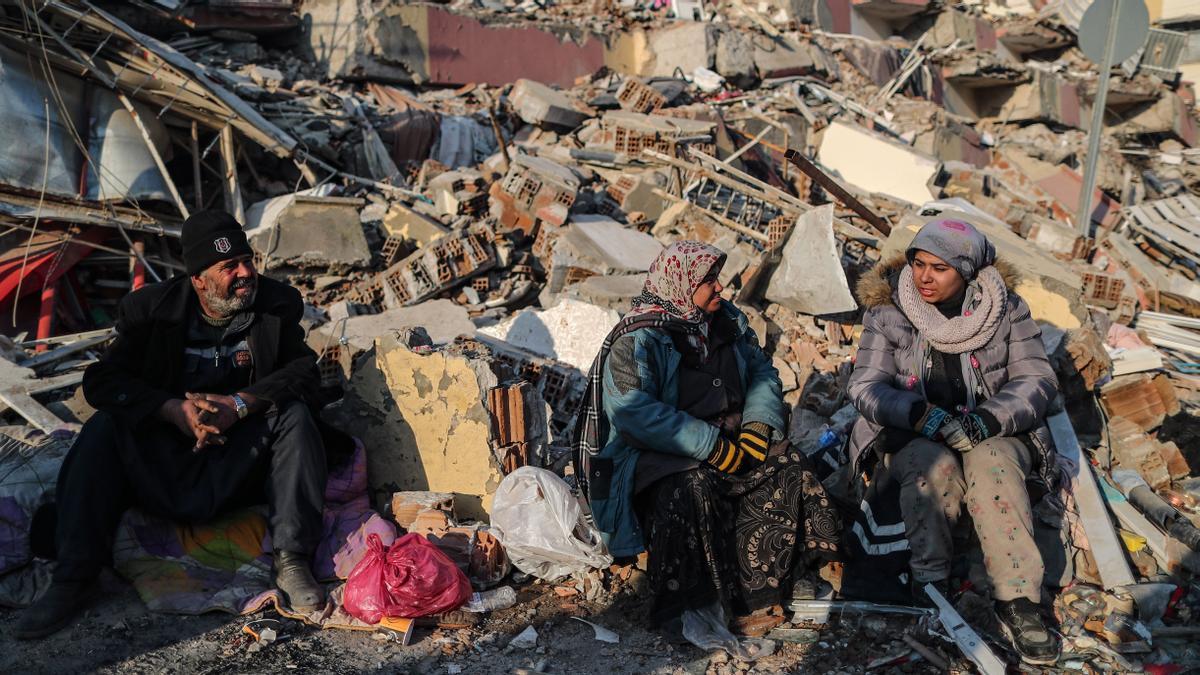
[
  {"xmin": 490, "ymin": 467, "xmax": 612, "ymax": 580},
  {"xmin": 682, "ymin": 602, "xmax": 777, "ymax": 661}
]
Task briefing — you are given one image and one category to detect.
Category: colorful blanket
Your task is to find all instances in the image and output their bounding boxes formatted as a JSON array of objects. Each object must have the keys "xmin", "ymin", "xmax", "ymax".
[{"xmin": 0, "ymin": 433, "xmax": 398, "ymax": 630}]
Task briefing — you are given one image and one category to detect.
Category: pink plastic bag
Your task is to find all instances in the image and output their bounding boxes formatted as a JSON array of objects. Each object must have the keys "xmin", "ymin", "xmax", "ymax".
[
  {"xmin": 343, "ymin": 533, "xmax": 472, "ymax": 623},
  {"xmin": 382, "ymin": 533, "xmax": 472, "ymax": 618},
  {"xmin": 343, "ymin": 533, "xmax": 390, "ymax": 624}
]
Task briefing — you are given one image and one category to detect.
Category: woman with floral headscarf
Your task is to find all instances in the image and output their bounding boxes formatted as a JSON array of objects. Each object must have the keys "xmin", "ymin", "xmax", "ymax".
[{"xmin": 575, "ymin": 241, "xmax": 841, "ymax": 637}]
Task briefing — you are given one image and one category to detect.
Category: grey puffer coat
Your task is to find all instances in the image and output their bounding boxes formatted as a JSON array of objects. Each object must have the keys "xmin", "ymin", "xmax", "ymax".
[{"xmin": 846, "ymin": 255, "xmax": 1061, "ymax": 496}]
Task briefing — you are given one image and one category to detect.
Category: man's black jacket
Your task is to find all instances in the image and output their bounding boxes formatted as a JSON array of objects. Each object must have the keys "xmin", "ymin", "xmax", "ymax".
[{"xmin": 83, "ymin": 274, "xmax": 319, "ymax": 427}]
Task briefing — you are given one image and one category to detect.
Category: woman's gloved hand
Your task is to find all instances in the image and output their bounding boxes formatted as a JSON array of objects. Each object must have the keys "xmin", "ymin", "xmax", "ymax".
[
  {"xmin": 957, "ymin": 412, "xmax": 991, "ymax": 447},
  {"xmin": 706, "ymin": 423, "xmax": 772, "ymax": 474},
  {"xmin": 937, "ymin": 417, "xmax": 974, "ymax": 453},
  {"xmin": 915, "ymin": 405, "xmax": 951, "ymax": 439},
  {"xmin": 915, "ymin": 405, "xmax": 974, "ymax": 453}
]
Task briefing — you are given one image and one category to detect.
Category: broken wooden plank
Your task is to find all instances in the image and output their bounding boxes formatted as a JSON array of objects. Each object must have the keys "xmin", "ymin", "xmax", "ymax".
[
  {"xmin": 925, "ymin": 584, "xmax": 1006, "ymax": 675},
  {"xmin": 220, "ymin": 125, "xmax": 246, "ymax": 223},
  {"xmin": 1047, "ymin": 411, "xmax": 1138, "ymax": 589},
  {"xmin": 19, "ymin": 332, "xmax": 113, "ymax": 370},
  {"xmin": 0, "ymin": 371, "xmax": 86, "ymax": 417},
  {"xmin": 0, "ymin": 391, "xmax": 65, "ymax": 432}
]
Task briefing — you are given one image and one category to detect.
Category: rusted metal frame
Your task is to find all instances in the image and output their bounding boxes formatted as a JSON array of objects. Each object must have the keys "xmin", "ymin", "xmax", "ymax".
[{"xmin": 783, "ymin": 148, "xmax": 892, "ymax": 237}]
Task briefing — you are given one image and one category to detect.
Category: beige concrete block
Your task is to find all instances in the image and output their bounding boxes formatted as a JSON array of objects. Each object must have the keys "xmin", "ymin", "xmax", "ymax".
[{"xmin": 337, "ymin": 335, "xmax": 502, "ymax": 521}]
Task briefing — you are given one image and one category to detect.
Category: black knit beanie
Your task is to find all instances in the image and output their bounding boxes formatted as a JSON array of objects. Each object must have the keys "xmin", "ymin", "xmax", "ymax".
[{"xmin": 181, "ymin": 210, "xmax": 253, "ymax": 276}]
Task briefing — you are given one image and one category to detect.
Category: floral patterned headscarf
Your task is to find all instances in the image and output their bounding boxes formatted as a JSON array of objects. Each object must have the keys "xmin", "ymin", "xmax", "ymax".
[{"xmin": 631, "ymin": 240, "xmax": 727, "ymax": 323}]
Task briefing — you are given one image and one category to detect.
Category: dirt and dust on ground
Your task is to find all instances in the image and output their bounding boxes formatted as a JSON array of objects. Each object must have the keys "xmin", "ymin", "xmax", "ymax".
[{"xmin": 0, "ymin": 567, "xmax": 967, "ymax": 675}]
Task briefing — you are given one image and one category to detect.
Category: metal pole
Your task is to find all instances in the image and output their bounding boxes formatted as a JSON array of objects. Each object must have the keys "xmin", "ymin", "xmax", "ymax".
[{"xmin": 1076, "ymin": 0, "xmax": 1123, "ymax": 239}]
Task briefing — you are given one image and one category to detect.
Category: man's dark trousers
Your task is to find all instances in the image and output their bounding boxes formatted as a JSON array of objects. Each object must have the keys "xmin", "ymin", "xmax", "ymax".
[{"xmin": 53, "ymin": 400, "xmax": 326, "ymax": 582}]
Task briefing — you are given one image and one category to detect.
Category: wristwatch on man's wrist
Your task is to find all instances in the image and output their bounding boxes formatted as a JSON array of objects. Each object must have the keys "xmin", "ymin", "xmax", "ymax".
[{"xmin": 231, "ymin": 394, "xmax": 249, "ymax": 419}]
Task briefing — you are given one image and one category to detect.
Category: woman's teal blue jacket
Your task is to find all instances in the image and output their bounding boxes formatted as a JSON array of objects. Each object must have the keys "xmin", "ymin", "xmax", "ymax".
[{"xmin": 589, "ymin": 300, "xmax": 785, "ymax": 557}]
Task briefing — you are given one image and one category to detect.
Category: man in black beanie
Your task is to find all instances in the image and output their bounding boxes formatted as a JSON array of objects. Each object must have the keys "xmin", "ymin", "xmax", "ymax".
[{"xmin": 16, "ymin": 210, "xmax": 328, "ymax": 639}]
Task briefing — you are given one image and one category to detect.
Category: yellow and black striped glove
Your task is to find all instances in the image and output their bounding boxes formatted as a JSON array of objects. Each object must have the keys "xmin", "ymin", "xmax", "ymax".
[{"xmin": 706, "ymin": 423, "xmax": 772, "ymax": 474}]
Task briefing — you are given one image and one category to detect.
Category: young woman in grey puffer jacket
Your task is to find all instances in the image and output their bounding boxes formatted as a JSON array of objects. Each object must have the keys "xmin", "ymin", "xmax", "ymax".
[{"xmin": 846, "ymin": 218, "xmax": 1063, "ymax": 665}]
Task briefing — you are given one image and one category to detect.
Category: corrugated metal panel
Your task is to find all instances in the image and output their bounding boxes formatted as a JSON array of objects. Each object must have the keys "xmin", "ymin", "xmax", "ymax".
[
  {"xmin": 1140, "ymin": 27, "xmax": 1189, "ymax": 77},
  {"xmin": 1125, "ymin": 194, "xmax": 1200, "ymax": 263}
]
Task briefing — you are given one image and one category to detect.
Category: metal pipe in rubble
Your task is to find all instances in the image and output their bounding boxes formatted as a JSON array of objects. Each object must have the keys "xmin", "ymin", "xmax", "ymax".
[
  {"xmin": 35, "ymin": 282, "xmax": 57, "ymax": 353},
  {"xmin": 1111, "ymin": 469, "xmax": 1200, "ymax": 551}
]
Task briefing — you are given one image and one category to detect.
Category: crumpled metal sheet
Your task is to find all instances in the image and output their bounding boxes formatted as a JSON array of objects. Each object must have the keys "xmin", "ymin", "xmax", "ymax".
[{"xmin": 0, "ymin": 42, "xmax": 171, "ymax": 204}]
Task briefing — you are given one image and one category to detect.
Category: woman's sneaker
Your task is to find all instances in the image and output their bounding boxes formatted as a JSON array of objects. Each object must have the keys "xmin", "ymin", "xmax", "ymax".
[{"xmin": 994, "ymin": 597, "xmax": 1061, "ymax": 665}]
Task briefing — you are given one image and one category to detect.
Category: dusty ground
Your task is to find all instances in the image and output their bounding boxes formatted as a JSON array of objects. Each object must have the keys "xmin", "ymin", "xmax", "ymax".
[{"xmin": 0, "ymin": 570, "xmax": 954, "ymax": 675}]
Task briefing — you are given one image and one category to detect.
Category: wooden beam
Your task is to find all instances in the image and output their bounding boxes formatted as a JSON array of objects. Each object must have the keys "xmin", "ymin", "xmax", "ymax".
[
  {"xmin": 0, "ymin": 390, "xmax": 64, "ymax": 432},
  {"xmin": 1046, "ymin": 411, "xmax": 1138, "ymax": 589},
  {"xmin": 190, "ymin": 120, "xmax": 203, "ymax": 211},
  {"xmin": 219, "ymin": 125, "xmax": 245, "ymax": 223}
]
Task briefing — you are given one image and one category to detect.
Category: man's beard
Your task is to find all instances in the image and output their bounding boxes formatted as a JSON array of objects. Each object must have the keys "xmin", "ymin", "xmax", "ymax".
[{"xmin": 204, "ymin": 277, "xmax": 257, "ymax": 317}]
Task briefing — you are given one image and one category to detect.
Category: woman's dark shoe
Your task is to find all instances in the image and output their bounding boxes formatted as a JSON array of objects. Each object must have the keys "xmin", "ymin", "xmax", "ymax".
[
  {"xmin": 273, "ymin": 550, "xmax": 324, "ymax": 613},
  {"xmin": 994, "ymin": 597, "xmax": 1061, "ymax": 665},
  {"xmin": 13, "ymin": 579, "xmax": 98, "ymax": 640}
]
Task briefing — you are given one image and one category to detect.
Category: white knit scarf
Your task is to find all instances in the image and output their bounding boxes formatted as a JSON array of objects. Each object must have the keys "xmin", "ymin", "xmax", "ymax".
[{"xmin": 896, "ymin": 265, "xmax": 1007, "ymax": 354}]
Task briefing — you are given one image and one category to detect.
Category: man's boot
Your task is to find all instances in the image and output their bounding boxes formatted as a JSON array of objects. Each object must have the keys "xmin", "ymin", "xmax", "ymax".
[
  {"xmin": 14, "ymin": 579, "xmax": 99, "ymax": 640},
  {"xmin": 995, "ymin": 597, "xmax": 1061, "ymax": 665},
  {"xmin": 273, "ymin": 550, "xmax": 324, "ymax": 612}
]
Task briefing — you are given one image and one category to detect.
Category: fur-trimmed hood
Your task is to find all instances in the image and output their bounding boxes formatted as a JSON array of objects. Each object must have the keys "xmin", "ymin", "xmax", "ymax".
[{"xmin": 855, "ymin": 254, "xmax": 1022, "ymax": 309}]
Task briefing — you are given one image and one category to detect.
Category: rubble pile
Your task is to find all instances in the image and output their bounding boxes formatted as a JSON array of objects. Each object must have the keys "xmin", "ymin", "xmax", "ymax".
[{"xmin": 3, "ymin": 0, "xmax": 1200, "ymax": 671}]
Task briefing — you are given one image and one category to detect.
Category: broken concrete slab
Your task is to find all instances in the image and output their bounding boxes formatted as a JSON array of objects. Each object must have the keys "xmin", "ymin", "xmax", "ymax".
[
  {"xmin": 333, "ymin": 334, "xmax": 503, "ymax": 520},
  {"xmin": 478, "ymin": 298, "xmax": 619, "ymax": 372},
  {"xmin": 243, "ymin": 191, "xmax": 371, "ymax": 271},
  {"xmin": 1005, "ymin": 152, "xmax": 1122, "ymax": 233},
  {"xmin": 1114, "ymin": 92, "xmax": 1198, "ymax": 148},
  {"xmin": 561, "ymin": 215, "xmax": 664, "ymax": 274},
  {"xmin": 605, "ymin": 171, "xmax": 669, "ymax": 222},
  {"xmin": 764, "ymin": 205, "xmax": 858, "ymax": 316},
  {"xmin": 715, "ymin": 27, "xmax": 756, "ymax": 86},
  {"xmin": 817, "ymin": 120, "xmax": 939, "ymax": 205},
  {"xmin": 510, "ymin": 79, "xmax": 595, "ymax": 129},
  {"xmin": 753, "ymin": 36, "xmax": 819, "ymax": 79},
  {"xmin": 314, "ymin": 299, "xmax": 476, "ymax": 354},
  {"xmin": 642, "ymin": 22, "xmax": 716, "ymax": 78},
  {"xmin": 887, "ymin": 199, "xmax": 1086, "ymax": 329},
  {"xmin": 382, "ymin": 201, "xmax": 450, "ymax": 246},
  {"xmin": 550, "ymin": 273, "xmax": 647, "ymax": 314}
]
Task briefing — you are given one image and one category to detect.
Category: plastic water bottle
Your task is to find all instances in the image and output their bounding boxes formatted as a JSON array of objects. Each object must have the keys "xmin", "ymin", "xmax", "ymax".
[
  {"xmin": 463, "ymin": 586, "xmax": 517, "ymax": 612},
  {"xmin": 818, "ymin": 426, "xmax": 840, "ymax": 450}
]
